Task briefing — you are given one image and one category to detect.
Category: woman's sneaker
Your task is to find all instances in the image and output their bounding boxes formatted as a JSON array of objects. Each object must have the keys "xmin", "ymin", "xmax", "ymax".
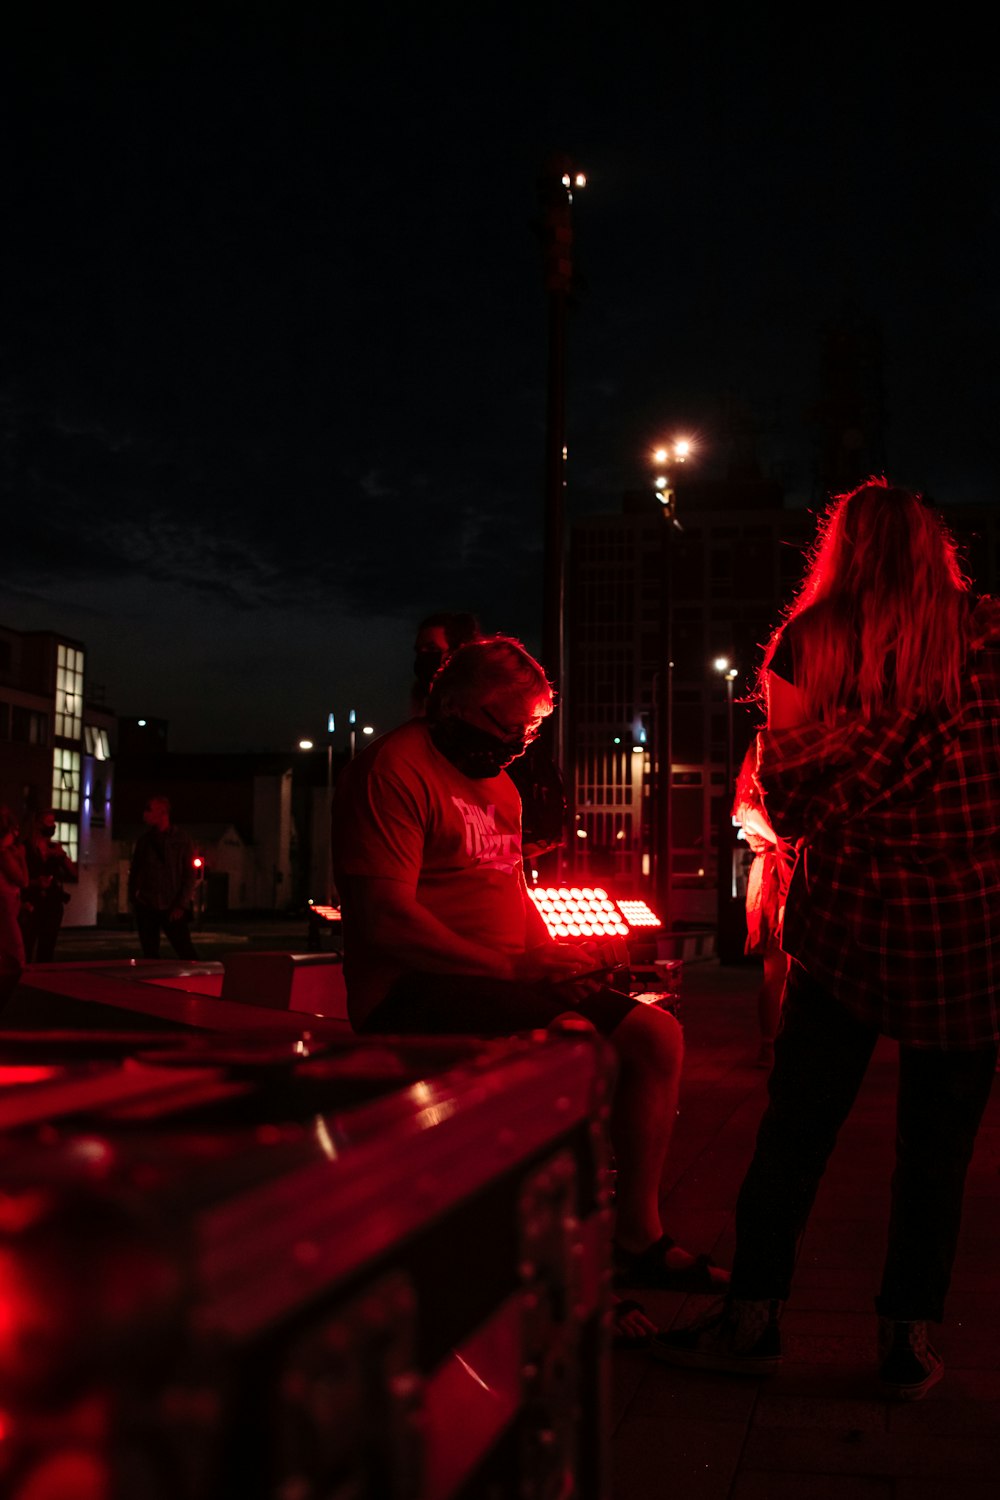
[
  {"xmin": 877, "ymin": 1318, "xmax": 943, "ymax": 1400},
  {"xmin": 650, "ymin": 1297, "xmax": 783, "ymax": 1375}
]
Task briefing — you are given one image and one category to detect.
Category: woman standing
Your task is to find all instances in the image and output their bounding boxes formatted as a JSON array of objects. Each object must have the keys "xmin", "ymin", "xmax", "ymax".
[{"xmin": 654, "ymin": 479, "xmax": 1000, "ymax": 1399}]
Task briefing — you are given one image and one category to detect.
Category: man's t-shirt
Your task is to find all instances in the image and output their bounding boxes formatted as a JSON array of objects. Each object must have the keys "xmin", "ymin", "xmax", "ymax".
[{"xmin": 331, "ymin": 719, "xmax": 528, "ymax": 1025}]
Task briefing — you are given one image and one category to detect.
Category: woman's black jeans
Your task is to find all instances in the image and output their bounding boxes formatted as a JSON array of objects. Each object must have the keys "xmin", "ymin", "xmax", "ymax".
[{"xmin": 731, "ymin": 962, "xmax": 998, "ymax": 1322}]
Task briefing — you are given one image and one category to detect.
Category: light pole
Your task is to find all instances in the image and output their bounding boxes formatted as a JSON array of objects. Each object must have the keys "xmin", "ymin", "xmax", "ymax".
[
  {"xmin": 538, "ymin": 154, "xmax": 586, "ymax": 873},
  {"xmin": 713, "ymin": 657, "xmax": 744, "ymax": 960},
  {"xmin": 651, "ymin": 438, "xmax": 693, "ymax": 927},
  {"xmin": 713, "ymin": 657, "xmax": 738, "ymax": 804},
  {"xmin": 300, "ymin": 710, "xmax": 339, "ymax": 905},
  {"xmin": 325, "ymin": 711, "xmax": 335, "ymax": 904}
]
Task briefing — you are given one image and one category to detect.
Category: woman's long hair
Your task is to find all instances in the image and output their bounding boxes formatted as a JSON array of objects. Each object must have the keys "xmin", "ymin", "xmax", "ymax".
[{"xmin": 762, "ymin": 478, "xmax": 971, "ymax": 722}]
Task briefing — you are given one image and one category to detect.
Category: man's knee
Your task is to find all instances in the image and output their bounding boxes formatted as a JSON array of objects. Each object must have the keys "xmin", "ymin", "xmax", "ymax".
[{"xmin": 613, "ymin": 1003, "xmax": 683, "ymax": 1077}]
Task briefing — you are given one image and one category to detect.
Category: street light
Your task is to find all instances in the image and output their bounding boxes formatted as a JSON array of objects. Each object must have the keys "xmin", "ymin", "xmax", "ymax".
[
  {"xmin": 538, "ymin": 153, "xmax": 586, "ymax": 877},
  {"xmin": 713, "ymin": 658, "xmax": 739, "ymax": 802},
  {"xmin": 298, "ymin": 713, "xmax": 337, "ymax": 905},
  {"xmin": 650, "ymin": 437, "xmax": 694, "ymax": 928}
]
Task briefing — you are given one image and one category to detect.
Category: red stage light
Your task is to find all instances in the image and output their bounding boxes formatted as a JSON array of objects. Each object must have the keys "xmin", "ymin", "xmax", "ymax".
[
  {"xmin": 615, "ymin": 899, "xmax": 662, "ymax": 928},
  {"xmin": 527, "ymin": 888, "xmax": 630, "ymax": 940},
  {"xmin": 527, "ymin": 888, "xmax": 663, "ymax": 938}
]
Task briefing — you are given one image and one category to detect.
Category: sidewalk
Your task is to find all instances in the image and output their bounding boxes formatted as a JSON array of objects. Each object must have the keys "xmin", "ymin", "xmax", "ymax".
[
  {"xmin": 51, "ymin": 916, "xmax": 323, "ymax": 962},
  {"xmin": 613, "ymin": 961, "xmax": 1000, "ymax": 1499}
]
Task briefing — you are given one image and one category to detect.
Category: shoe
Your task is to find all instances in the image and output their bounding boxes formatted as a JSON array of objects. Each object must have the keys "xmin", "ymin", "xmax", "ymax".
[
  {"xmin": 650, "ymin": 1297, "xmax": 783, "ymax": 1375},
  {"xmin": 613, "ymin": 1233, "xmax": 731, "ymax": 1293},
  {"xmin": 877, "ymin": 1317, "xmax": 944, "ymax": 1400}
]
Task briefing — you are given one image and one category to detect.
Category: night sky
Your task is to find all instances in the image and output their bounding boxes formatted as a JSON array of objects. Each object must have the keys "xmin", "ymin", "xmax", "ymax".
[{"xmin": 4, "ymin": 6, "xmax": 998, "ymax": 751}]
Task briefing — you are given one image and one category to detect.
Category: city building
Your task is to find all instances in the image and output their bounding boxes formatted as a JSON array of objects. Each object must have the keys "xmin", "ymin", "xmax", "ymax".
[
  {"xmin": 566, "ymin": 481, "xmax": 1000, "ymax": 927},
  {"xmin": 0, "ymin": 624, "xmax": 117, "ymax": 926}
]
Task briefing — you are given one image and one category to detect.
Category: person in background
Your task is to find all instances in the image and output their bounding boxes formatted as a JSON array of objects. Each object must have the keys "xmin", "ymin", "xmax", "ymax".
[
  {"xmin": 410, "ymin": 611, "xmax": 482, "ymax": 716},
  {"xmin": 653, "ymin": 479, "xmax": 1000, "ymax": 1400},
  {"xmin": 127, "ymin": 795, "xmax": 199, "ymax": 960},
  {"xmin": 20, "ymin": 809, "xmax": 77, "ymax": 962},
  {"xmin": 732, "ymin": 747, "xmax": 789, "ymax": 1068},
  {"xmin": 0, "ymin": 807, "xmax": 29, "ymax": 1007}
]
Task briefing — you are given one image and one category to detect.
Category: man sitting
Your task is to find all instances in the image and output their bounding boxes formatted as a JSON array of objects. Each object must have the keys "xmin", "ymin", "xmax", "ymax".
[{"xmin": 332, "ymin": 635, "xmax": 727, "ymax": 1293}]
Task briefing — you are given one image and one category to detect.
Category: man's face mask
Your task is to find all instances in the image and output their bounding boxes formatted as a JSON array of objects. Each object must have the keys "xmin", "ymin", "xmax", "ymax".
[
  {"xmin": 430, "ymin": 716, "xmax": 531, "ymax": 778},
  {"xmin": 414, "ymin": 648, "xmax": 445, "ymax": 693}
]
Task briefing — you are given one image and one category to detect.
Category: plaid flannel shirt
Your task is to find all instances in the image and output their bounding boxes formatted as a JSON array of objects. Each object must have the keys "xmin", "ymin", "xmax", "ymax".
[{"xmin": 756, "ymin": 598, "xmax": 1000, "ymax": 1048}]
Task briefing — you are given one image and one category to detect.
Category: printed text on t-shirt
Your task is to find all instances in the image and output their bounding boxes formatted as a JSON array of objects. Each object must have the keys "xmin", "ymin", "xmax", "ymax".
[{"xmin": 451, "ymin": 797, "xmax": 520, "ymax": 873}]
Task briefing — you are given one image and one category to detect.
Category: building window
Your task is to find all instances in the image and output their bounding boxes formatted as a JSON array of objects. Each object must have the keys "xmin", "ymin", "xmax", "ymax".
[
  {"xmin": 52, "ymin": 748, "xmax": 81, "ymax": 812},
  {"xmin": 56, "ymin": 820, "xmax": 79, "ymax": 862},
  {"xmin": 11, "ymin": 707, "xmax": 48, "ymax": 745},
  {"xmin": 55, "ymin": 644, "xmax": 84, "ymax": 740},
  {"xmin": 84, "ymin": 725, "xmax": 110, "ymax": 760}
]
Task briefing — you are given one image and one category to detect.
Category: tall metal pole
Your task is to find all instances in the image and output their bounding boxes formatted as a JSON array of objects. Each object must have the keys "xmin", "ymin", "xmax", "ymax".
[
  {"xmin": 655, "ymin": 508, "xmax": 677, "ymax": 925},
  {"xmin": 326, "ymin": 712, "xmax": 334, "ymax": 905},
  {"xmin": 726, "ymin": 674, "xmax": 734, "ymax": 800},
  {"xmin": 538, "ymin": 156, "xmax": 584, "ymax": 870}
]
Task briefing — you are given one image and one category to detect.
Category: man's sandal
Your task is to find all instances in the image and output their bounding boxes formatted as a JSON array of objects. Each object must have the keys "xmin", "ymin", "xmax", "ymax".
[{"xmin": 613, "ymin": 1233, "xmax": 731, "ymax": 1293}]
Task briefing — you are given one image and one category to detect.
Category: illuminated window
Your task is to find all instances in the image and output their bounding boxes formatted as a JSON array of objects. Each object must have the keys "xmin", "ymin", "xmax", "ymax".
[
  {"xmin": 52, "ymin": 748, "xmax": 81, "ymax": 812},
  {"xmin": 83, "ymin": 725, "xmax": 110, "ymax": 760},
  {"xmin": 55, "ymin": 644, "xmax": 84, "ymax": 739},
  {"xmin": 56, "ymin": 820, "xmax": 78, "ymax": 862}
]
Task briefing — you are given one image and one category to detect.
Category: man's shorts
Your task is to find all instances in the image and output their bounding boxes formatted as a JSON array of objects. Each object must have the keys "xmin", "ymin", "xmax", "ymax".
[{"xmin": 358, "ymin": 970, "xmax": 640, "ymax": 1039}]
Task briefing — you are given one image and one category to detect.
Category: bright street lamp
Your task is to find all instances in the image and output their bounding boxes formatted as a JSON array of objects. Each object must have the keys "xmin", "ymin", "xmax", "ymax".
[
  {"xmin": 649, "ymin": 435, "xmax": 697, "ymax": 924},
  {"xmin": 297, "ymin": 714, "xmax": 337, "ymax": 904},
  {"xmin": 714, "ymin": 657, "xmax": 739, "ymax": 803}
]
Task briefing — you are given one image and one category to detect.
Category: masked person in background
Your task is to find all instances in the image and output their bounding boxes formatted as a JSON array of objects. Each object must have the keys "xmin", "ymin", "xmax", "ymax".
[
  {"xmin": 20, "ymin": 809, "xmax": 77, "ymax": 962},
  {"xmin": 410, "ymin": 611, "xmax": 482, "ymax": 717}
]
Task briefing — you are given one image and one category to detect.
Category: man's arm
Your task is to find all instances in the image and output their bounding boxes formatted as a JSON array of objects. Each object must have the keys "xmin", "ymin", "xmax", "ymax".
[
  {"xmin": 344, "ymin": 873, "xmax": 521, "ymax": 979},
  {"xmin": 347, "ymin": 873, "xmax": 597, "ymax": 984},
  {"xmin": 516, "ymin": 866, "xmax": 606, "ymax": 980}
]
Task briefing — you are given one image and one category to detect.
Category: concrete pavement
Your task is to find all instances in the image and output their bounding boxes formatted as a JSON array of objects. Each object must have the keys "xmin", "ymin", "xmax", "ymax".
[{"xmin": 612, "ymin": 960, "xmax": 1000, "ymax": 1499}]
